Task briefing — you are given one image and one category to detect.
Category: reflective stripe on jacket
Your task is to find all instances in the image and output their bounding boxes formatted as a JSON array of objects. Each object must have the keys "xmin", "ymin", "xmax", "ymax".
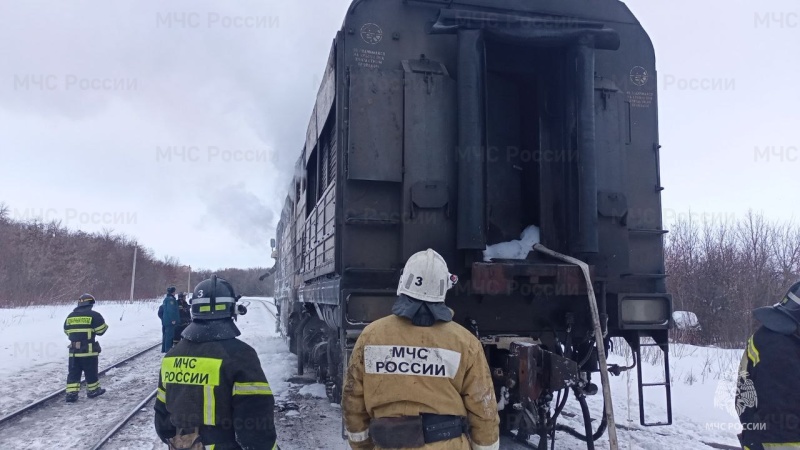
[
  {"xmin": 63, "ymin": 305, "xmax": 107, "ymax": 357},
  {"xmin": 738, "ymin": 326, "xmax": 800, "ymax": 447},
  {"xmin": 154, "ymin": 337, "xmax": 277, "ymax": 450}
]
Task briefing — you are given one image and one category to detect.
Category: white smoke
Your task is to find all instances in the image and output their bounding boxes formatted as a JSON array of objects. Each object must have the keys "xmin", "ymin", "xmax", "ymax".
[{"xmin": 198, "ymin": 183, "xmax": 275, "ymax": 250}]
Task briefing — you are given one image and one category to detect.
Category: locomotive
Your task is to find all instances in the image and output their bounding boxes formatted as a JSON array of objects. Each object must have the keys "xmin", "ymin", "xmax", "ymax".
[{"xmin": 272, "ymin": 0, "xmax": 672, "ymax": 447}]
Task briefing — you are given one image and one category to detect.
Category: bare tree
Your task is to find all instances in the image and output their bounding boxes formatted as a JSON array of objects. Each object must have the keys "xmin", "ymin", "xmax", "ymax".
[
  {"xmin": 666, "ymin": 212, "xmax": 800, "ymax": 347},
  {"xmin": 0, "ymin": 211, "xmax": 272, "ymax": 306}
]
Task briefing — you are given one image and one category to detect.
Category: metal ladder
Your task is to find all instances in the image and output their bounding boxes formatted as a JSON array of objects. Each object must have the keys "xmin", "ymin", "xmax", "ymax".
[{"xmin": 634, "ymin": 334, "xmax": 673, "ymax": 426}]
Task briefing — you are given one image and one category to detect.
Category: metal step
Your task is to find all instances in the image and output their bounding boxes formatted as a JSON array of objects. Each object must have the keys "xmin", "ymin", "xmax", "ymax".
[{"xmin": 635, "ymin": 333, "xmax": 673, "ymax": 426}]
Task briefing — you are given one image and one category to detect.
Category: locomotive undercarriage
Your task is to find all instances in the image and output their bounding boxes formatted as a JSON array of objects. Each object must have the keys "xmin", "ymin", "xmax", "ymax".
[
  {"xmin": 286, "ymin": 304, "xmax": 642, "ymax": 449},
  {"xmin": 280, "ymin": 251, "xmax": 673, "ymax": 449},
  {"xmin": 286, "ymin": 304, "xmax": 344, "ymax": 404},
  {"xmin": 485, "ymin": 332, "xmax": 614, "ymax": 449},
  {"xmin": 278, "ymin": 245, "xmax": 672, "ymax": 450}
]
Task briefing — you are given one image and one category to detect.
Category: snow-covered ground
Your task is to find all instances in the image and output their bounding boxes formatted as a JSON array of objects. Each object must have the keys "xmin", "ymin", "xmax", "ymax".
[
  {"xmin": 0, "ymin": 299, "xmax": 745, "ymax": 449},
  {"xmin": 562, "ymin": 341, "xmax": 744, "ymax": 449},
  {"xmin": 0, "ymin": 300, "xmax": 163, "ymax": 415}
]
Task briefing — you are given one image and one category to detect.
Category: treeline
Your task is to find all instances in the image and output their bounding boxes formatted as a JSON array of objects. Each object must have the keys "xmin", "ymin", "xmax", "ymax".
[
  {"xmin": 666, "ymin": 211, "xmax": 800, "ymax": 348},
  {"xmin": 191, "ymin": 268, "xmax": 272, "ymax": 297},
  {"xmin": 4, "ymin": 200, "xmax": 799, "ymax": 348},
  {"xmin": 0, "ymin": 203, "xmax": 273, "ymax": 307}
]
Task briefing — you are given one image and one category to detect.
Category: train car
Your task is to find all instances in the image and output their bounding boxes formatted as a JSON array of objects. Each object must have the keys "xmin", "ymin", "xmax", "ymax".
[{"xmin": 272, "ymin": 0, "xmax": 672, "ymax": 446}]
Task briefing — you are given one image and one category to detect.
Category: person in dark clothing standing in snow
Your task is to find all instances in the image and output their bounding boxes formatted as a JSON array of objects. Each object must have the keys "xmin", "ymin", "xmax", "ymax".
[
  {"xmin": 737, "ymin": 281, "xmax": 800, "ymax": 450},
  {"xmin": 172, "ymin": 292, "xmax": 191, "ymax": 346},
  {"xmin": 161, "ymin": 286, "xmax": 179, "ymax": 353},
  {"xmin": 63, "ymin": 293, "xmax": 108, "ymax": 403},
  {"xmin": 154, "ymin": 275, "xmax": 278, "ymax": 450}
]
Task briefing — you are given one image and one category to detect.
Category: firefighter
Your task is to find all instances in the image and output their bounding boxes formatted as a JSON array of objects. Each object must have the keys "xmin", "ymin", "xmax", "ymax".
[
  {"xmin": 172, "ymin": 292, "xmax": 191, "ymax": 346},
  {"xmin": 63, "ymin": 293, "xmax": 108, "ymax": 403},
  {"xmin": 161, "ymin": 286, "xmax": 179, "ymax": 353},
  {"xmin": 342, "ymin": 249, "xmax": 500, "ymax": 450},
  {"xmin": 737, "ymin": 281, "xmax": 800, "ymax": 450},
  {"xmin": 154, "ymin": 275, "xmax": 278, "ymax": 450}
]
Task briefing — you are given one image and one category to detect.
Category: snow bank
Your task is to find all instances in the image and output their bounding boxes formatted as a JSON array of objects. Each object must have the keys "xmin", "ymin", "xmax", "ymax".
[
  {"xmin": 580, "ymin": 339, "xmax": 745, "ymax": 449},
  {"xmin": 298, "ymin": 383, "xmax": 328, "ymax": 399},
  {"xmin": 482, "ymin": 225, "xmax": 540, "ymax": 262}
]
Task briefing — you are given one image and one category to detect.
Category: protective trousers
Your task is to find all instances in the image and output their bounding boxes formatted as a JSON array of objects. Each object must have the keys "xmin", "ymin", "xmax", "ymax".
[
  {"xmin": 66, "ymin": 356, "xmax": 100, "ymax": 394},
  {"xmin": 163, "ymin": 325, "xmax": 176, "ymax": 353}
]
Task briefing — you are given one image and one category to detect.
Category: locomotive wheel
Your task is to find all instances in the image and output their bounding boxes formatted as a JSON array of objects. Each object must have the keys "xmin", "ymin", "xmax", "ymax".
[
  {"xmin": 296, "ymin": 315, "xmax": 326, "ymax": 377},
  {"xmin": 327, "ymin": 368, "xmax": 343, "ymax": 404}
]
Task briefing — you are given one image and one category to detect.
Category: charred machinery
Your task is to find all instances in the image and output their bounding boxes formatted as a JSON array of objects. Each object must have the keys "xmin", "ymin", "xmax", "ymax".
[{"xmin": 272, "ymin": 0, "xmax": 672, "ymax": 447}]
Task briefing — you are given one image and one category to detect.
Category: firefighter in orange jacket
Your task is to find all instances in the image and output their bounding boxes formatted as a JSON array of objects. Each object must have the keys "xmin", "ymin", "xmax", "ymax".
[{"xmin": 342, "ymin": 249, "xmax": 500, "ymax": 450}]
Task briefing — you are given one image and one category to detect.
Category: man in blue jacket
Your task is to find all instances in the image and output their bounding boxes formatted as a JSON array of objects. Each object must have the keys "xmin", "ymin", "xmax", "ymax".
[{"xmin": 161, "ymin": 286, "xmax": 179, "ymax": 353}]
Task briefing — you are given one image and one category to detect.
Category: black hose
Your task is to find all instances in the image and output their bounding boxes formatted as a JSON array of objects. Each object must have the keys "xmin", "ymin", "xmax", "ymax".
[
  {"xmin": 548, "ymin": 388, "xmax": 569, "ymax": 429},
  {"xmin": 553, "ymin": 389, "xmax": 608, "ymax": 443},
  {"xmin": 555, "ymin": 413, "xmax": 608, "ymax": 442},
  {"xmin": 579, "ymin": 394, "xmax": 595, "ymax": 450},
  {"xmin": 577, "ymin": 340, "xmax": 595, "ymax": 368},
  {"xmin": 549, "ymin": 390, "xmax": 564, "ymax": 450}
]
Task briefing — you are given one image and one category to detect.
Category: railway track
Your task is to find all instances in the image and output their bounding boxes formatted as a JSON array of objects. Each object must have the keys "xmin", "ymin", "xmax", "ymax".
[
  {"xmin": 0, "ymin": 342, "xmax": 160, "ymax": 427},
  {"xmin": 88, "ymin": 389, "xmax": 157, "ymax": 450},
  {"xmin": 88, "ymin": 301, "xmax": 281, "ymax": 449},
  {"xmin": 0, "ymin": 343, "xmax": 163, "ymax": 449},
  {"xmin": 245, "ymin": 297, "xmax": 277, "ymax": 315}
]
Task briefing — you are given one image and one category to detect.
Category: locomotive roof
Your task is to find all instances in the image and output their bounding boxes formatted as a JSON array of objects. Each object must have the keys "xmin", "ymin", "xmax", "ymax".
[{"xmin": 347, "ymin": 0, "xmax": 641, "ymax": 26}]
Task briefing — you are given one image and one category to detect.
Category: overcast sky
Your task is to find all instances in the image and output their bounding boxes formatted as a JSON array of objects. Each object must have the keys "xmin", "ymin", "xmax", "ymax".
[{"xmin": 0, "ymin": 0, "xmax": 797, "ymax": 270}]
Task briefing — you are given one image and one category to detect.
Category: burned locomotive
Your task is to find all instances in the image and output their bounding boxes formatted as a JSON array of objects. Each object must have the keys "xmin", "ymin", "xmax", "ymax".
[{"xmin": 272, "ymin": 0, "xmax": 672, "ymax": 447}]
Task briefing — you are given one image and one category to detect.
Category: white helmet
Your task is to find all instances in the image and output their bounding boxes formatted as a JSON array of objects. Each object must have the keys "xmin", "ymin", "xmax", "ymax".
[{"xmin": 397, "ymin": 249, "xmax": 458, "ymax": 303}]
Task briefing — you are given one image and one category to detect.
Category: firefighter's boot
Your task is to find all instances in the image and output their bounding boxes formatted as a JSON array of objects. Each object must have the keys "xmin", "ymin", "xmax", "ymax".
[
  {"xmin": 65, "ymin": 392, "xmax": 78, "ymax": 403},
  {"xmin": 87, "ymin": 387, "xmax": 106, "ymax": 399}
]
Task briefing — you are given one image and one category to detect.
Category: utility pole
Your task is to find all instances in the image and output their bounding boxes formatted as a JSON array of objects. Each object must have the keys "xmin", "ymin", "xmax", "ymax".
[
  {"xmin": 187, "ymin": 265, "xmax": 191, "ymax": 293},
  {"xmin": 130, "ymin": 247, "xmax": 138, "ymax": 301}
]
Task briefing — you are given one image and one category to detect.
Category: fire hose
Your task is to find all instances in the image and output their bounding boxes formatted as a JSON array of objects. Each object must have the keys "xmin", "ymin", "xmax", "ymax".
[
  {"xmin": 532, "ymin": 243, "xmax": 618, "ymax": 450},
  {"xmin": 555, "ymin": 389, "xmax": 609, "ymax": 443}
]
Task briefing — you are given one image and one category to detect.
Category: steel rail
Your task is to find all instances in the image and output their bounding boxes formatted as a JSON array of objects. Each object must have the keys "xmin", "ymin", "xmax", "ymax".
[
  {"xmin": 0, "ymin": 342, "xmax": 160, "ymax": 426},
  {"xmin": 89, "ymin": 388, "xmax": 158, "ymax": 450}
]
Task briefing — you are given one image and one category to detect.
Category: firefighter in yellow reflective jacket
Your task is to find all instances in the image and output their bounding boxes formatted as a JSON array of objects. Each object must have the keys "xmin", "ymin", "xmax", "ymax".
[
  {"xmin": 63, "ymin": 293, "xmax": 108, "ymax": 403},
  {"xmin": 737, "ymin": 281, "xmax": 800, "ymax": 450},
  {"xmin": 342, "ymin": 249, "xmax": 500, "ymax": 450},
  {"xmin": 154, "ymin": 275, "xmax": 278, "ymax": 450}
]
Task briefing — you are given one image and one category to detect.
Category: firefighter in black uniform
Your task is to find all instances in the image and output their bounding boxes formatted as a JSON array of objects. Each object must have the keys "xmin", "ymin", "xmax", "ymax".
[
  {"xmin": 63, "ymin": 293, "xmax": 108, "ymax": 402},
  {"xmin": 737, "ymin": 281, "xmax": 800, "ymax": 450},
  {"xmin": 173, "ymin": 292, "xmax": 191, "ymax": 346},
  {"xmin": 154, "ymin": 275, "xmax": 278, "ymax": 450}
]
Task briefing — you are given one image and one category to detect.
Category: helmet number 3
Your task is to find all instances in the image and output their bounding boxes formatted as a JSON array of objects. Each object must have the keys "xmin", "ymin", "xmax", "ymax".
[
  {"xmin": 415, "ymin": 277, "xmax": 423, "ymax": 286},
  {"xmin": 197, "ymin": 290, "xmax": 203, "ymax": 298}
]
